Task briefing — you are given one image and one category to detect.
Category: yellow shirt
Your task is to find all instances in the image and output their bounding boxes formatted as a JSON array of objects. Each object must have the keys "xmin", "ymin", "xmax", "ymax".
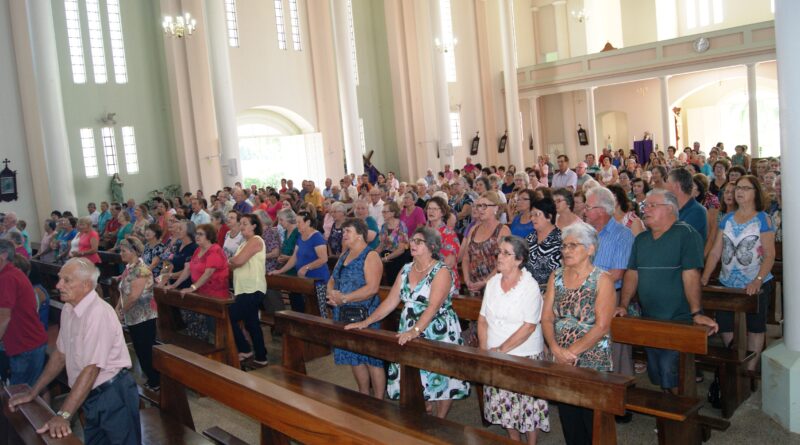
[
  {"xmin": 232, "ymin": 236, "xmax": 266, "ymax": 295},
  {"xmin": 304, "ymin": 188, "xmax": 324, "ymax": 209}
]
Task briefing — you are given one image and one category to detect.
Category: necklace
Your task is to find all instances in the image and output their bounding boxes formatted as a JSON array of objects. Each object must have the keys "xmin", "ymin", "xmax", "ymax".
[{"xmin": 412, "ymin": 259, "xmax": 435, "ymax": 273}]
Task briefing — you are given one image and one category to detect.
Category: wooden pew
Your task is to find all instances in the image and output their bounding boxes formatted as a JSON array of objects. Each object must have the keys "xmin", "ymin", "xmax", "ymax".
[
  {"xmin": 97, "ymin": 251, "xmax": 123, "ymax": 307},
  {"xmin": 153, "ymin": 286, "xmax": 240, "ymax": 369},
  {"xmin": 700, "ymin": 285, "xmax": 758, "ymax": 418},
  {"xmin": 275, "ymin": 311, "xmax": 634, "ymax": 445},
  {"xmin": 1, "ymin": 385, "xmax": 83, "ymax": 445},
  {"xmin": 264, "ymin": 274, "xmax": 329, "ymax": 360},
  {"xmin": 153, "ymin": 344, "xmax": 512, "ymax": 445}
]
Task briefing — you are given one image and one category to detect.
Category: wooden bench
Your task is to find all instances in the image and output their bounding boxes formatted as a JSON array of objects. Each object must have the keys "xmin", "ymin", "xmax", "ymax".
[
  {"xmin": 275, "ymin": 311, "xmax": 634, "ymax": 444},
  {"xmin": 264, "ymin": 274, "xmax": 329, "ymax": 360},
  {"xmin": 153, "ymin": 344, "xmax": 512, "ymax": 445},
  {"xmin": 153, "ymin": 287, "xmax": 240, "ymax": 369},
  {"xmin": 1, "ymin": 385, "xmax": 83, "ymax": 445}
]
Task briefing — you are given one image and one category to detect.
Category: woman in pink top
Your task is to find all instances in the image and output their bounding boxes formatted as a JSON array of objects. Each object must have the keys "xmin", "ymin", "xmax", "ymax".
[
  {"xmin": 399, "ymin": 191, "xmax": 426, "ymax": 234},
  {"xmin": 265, "ymin": 192, "xmax": 282, "ymax": 222},
  {"xmin": 71, "ymin": 217, "xmax": 100, "ymax": 264}
]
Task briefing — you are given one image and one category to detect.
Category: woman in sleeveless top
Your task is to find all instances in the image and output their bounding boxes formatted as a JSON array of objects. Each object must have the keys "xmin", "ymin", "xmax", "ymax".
[
  {"xmin": 326, "ymin": 218, "xmax": 385, "ymax": 399},
  {"xmin": 542, "ymin": 223, "xmax": 615, "ymax": 445},
  {"xmin": 229, "ymin": 214, "xmax": 268, "ymax": 366},
  {"xmin": 346, "ymin": 227, "xmax": 469, "ymax": 419},
  {"xmin": 462, "ymin": 192, "xmax": 510, "ymax": 296}
]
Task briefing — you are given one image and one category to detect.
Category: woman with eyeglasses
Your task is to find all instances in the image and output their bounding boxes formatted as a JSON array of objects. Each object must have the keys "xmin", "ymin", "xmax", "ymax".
[
  {"xmin": 326, "ymin": 202, "xmax": 348, "ymax": 257},
  {"xmin": 271, "ymin": 211, "xmax": 331, "ymax": 317},
  {"xmin": 462, "ymin": 192, "xmax": 510, "ymax": 296},
  {"xmin": 479, "ymin": 236, "xmax": 549, "ymax": 443},
  {"xmin": 353, "ymin": 199, "xmax": 380, "ymax": 251},
  {"xmin": 509, "ymin": 190, "xmax": 535, "ymax": 239},
  {"xmin": 553, "ymin": 189, "xmax": 580, "ymax": 231},
  {"xmin": 425, "ymin": 196, "xmax": 461, "ymax": 290},
  {"xmin": 702, "ymin": 175, "xmax": 775, "ymax": 372},
  {"xmin": 525, "ymin": 198, "xmax": 562, "ymax": 290},
  {"xmin": 346, "ymin": 227, "xmax": 469, "ymax": 419},
  {"xmin": 542, "ymin": 222, "xmax": 614, "ymax": 445},
  {"xmin": 378, "ymin": 201, "xmax": 410, "ymax": 285}
]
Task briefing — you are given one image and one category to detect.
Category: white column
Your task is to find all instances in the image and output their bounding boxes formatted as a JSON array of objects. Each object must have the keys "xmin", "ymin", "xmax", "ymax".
[
  {"xmin": 529, "ymin": 96, "xmax": 542, "ymax": 160},
  {"xmin": 762, "ymin": 0, "xmax": 800, "ymax": 433},
  {"xmin": 428, "ymin": 0, "xmax": 453, "ymax": 170},
  {"xmin": 531, "ymin": 6, "xmax": 541, "ymax": 64},
  {"xmin": 746, "ymin": 63, "xmax": 759, "ymax": 158},
  {"xmin": 660, "ymin": 76, "xmax": 671, "ymax": 152},
  {"xmin": 552, "ymin": 0, "xmax": 570, "ymax": 60},
  {"xmin": 16, "ymin": 0, "xmax": 77, "ymax": 213},
  {"xmin": 331, "ymin": 0, "xmax": 363, "ymax": 176},
  {"xmin": 585, "ymin": 87, "xmax": 597, "ymax": 158},
  {"xmin": 499, "ymin": 0, "xmax": 523, "ymax": 169},
  {"xmin": 204, "ymin": 0, "xmax": 241, "ymax": 184}
]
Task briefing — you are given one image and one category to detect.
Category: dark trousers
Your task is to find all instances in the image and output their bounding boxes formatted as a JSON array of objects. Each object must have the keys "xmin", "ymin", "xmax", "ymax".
[
  {"xmin": 83, "ymin": 371, "xmax": 141, "ymax": 445},
  {"xmin": 289, "ymin": 292, "xmax": 305, "ymax": 313},
  {"xmin": 231, "ymin": 291, "xmax": 268, "ymax": 362},
  {"xmin": 558, "ymin": 402, "xmax": 594, "ymax": 445},
  {"xmin": 128, "ymin": 318, "xmax": 159, "ymax": 387}
]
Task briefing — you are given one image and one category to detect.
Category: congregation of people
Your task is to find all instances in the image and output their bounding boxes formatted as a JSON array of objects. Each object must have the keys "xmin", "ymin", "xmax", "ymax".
[{"xmin": 0, "ymin": 140, "xmax": 782, "ymax": 444}]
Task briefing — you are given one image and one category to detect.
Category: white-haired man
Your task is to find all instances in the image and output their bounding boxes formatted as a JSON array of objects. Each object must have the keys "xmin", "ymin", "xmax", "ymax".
[{"xmin": 9, "ymin": 258, "xmax": 139, "ymax": 443}]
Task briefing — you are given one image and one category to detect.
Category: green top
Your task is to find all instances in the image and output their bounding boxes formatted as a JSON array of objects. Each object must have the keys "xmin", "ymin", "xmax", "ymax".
[
  {"xmin": 627, "ymin": 221, "xmax": 703, "ymax": 322},
  {"xmin": 280, "ymin": 228, "xmax": 299, "ymax": 276},
  {"xmin": 116, "ymin": 223, "xmax": 133, "ymax": 243}
]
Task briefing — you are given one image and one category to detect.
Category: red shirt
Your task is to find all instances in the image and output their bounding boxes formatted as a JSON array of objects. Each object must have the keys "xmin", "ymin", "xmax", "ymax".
[
  {"xmin": 78, "ymin": 231, "xmax": 101, "ymax": 264},
  {"xmin": 189, "ymin": 244, "xmax": 230, "ymax": 299},
  {"xmin": 0, "ymin": 265, "xmax": 47, "ymax": 356},
  {"xmin": 216, "ymin": 224, "xmax": 230, "ymax": 247},
  {"xmin": 266, "ymin": 202, "xmax": 281, "ymax": 222},
  {"xmin": 104, "ymin": 218, "xmax": 121, "ymax": 237}
]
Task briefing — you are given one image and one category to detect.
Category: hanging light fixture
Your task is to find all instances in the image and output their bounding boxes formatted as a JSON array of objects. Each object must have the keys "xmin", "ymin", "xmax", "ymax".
[{"xmin": 162, "ymin": 12, "xmax": 197, "ymax": 39}]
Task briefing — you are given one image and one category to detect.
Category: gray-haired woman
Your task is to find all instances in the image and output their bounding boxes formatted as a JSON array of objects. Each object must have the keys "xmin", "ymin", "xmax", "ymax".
[{"xmin": 346, "ymin": 226, "xmax": 469, "ymax": 419}]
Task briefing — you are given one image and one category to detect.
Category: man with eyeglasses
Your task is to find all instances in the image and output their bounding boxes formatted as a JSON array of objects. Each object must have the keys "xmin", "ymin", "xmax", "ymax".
[
  {"xmin": 368, "ymin": 189, "xmax": 385, "ymax": 227},
  {"xmin": 666, "ymin": 168, "xmax": 707, "ymax": 243},
  {"xmin": 551, "ymin": 155, "xmax": 578, "ymax": 192},
  {"xmin": 618, "ymin": 189, "xmax": 717, "ymax": 395}
]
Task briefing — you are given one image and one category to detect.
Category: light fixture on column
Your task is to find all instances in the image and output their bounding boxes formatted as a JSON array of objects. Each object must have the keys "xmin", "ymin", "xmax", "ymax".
[
  {"xmin": 434, "ymin": 37, "xmax": 458, "ymax": 53},
  {"xmin": 571, "ymin": 9, "xmax": 589, "ymax": 23},
  {"xmin": 162, "ymin": 13, "xmax": 197, "ymax": 39}
]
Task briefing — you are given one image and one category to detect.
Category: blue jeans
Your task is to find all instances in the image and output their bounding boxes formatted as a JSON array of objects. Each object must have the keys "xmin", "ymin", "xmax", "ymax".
[
  {"xmin": 645, "ymin": 347, "xmax": 680, "ymax": 390},
  {"xmin": 9, "ymin": 344, "xmax": 46, "ymax": 387}
]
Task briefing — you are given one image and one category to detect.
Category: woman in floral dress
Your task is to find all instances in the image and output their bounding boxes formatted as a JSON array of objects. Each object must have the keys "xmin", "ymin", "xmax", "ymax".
[{"xmin": 346, "ymin": 226, "xmax": 469, "ymax": 418}]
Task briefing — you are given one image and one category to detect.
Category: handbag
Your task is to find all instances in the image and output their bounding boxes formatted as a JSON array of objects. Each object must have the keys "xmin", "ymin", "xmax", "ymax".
[{"xmin": 339, "ymin": 305, "xmax": 369, "ymax": 323}]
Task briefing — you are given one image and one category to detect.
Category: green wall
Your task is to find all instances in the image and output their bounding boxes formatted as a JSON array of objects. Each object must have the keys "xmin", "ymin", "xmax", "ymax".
[{"xmin": 51, "ymin": 0, "xmax": 178, "ymax": 208}]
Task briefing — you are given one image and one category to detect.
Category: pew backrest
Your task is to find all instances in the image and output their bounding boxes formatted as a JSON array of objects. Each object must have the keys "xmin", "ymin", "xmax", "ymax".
[{"xmin": 1, "ymin": 385, "xmax": 83, "ymax": 445}]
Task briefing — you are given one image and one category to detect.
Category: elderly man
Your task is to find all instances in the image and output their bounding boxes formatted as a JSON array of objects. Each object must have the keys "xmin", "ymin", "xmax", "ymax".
[
  {"xmin": 0, "ymin": 240, "xmax": 48, "ymax": 387},
  {"xmin": 551, "ymin": 155, "xmax": 578, "ymax": 191},
  {"xmin": 618, "ymin": 189, "xmax": 717, "ymax": 394},
  {"xmin": 322, "ymin": 178, "xmax": 334, "ymax": 199},
  {"xmin": 340, "ymin": 177, "xmax": 358, "ymax": 204},
  {"xmin": 368, "ymin": 187, "xmax": 385, "ymax": 227},
  {"xmin": 9, "ymin": 258, "xmax": 139, "ymax": 443},
  {"xmin": 96, "ymin": 202, "xmax": 112, "ymax": 235},
  {"xmin": 232, "ymin": 188, "xmax": 253, "ymax": 214},
  {"xmin": 575, "ymin": 162, "xmax": 591, "ymax": 188},
  {"xmin": 585, "ymin": 153, "xmax": 601, "ymax": 178},
  {"xmin": 0, "ymin": 211, "xmax": 21, "ymax": 240},
  {"xmin": 303, "ymin": 180, "xmax": 324, "ymax": 210},
  {"xmin": 666, "ymin": 168, "xmax": 707, "ymax": 242},
  {"xmin": 190, "ymin": 198, "xmax": 211, "ymax": 225},
  {"xmin": 125, "ymin": 198, "xmax": 136, "ymax": 221}
]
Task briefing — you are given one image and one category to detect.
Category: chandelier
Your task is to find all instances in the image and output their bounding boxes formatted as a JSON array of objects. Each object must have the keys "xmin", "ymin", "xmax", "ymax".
[{"xmin": 162, "ymin": 13, "xmax": 197, "ymax": 39}]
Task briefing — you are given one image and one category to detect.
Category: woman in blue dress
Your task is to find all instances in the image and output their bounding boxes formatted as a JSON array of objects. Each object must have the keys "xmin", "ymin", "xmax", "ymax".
[{"xmin": 326, "ymin": 218, "xmax": 385, "ymax": 399}]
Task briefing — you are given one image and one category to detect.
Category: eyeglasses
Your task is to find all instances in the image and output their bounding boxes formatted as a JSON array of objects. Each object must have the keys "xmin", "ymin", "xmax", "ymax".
[
  {"xmin": 642, "ymin": 202, "xmax": 672, "ymax": 209},
  {"xmin": 196, "ymin": 232, "xmax": 206, "ymax": 237},
  {"xmin": 584, "ymin": 205, "xmax": 604, "ymax": 212},
  {"xmin": 735, "ymin": 185, "xmax": 755, "ymax": 191},
  {"xmin": 475, "ymin": 204, "xmax": 497, "ymax": 210},
  {"xmin": 410, "ymin": 238, "xmax": 426, "ymax": 245},
  {"xmin": 498, "ymin": 250, "xmax": 515, "ymax": 257},
  {"xmin": 561, "ymin": 242, "xmax": 584, "ymax": 251}
]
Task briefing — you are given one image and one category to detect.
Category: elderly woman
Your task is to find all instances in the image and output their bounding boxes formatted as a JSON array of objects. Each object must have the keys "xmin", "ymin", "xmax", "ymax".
[
  {"xmin": 400, "ymin": 191, "xmax": 426, "ymax": 234},
  {"xmin": 702, "ymin": 175, "xmax": 775, "ymax": 371},
  {"xmin": 142, "ymin": 224, "xmax": 165, "ymax": 277},
  {"xmin": 326, "ymin": 218, "xmax": 386, "ymax": 398},
  {"xmin": 222, "ymin": 210, "xmax": 244, "ymax": 258},
  {"xmin": 353, "ymin": 199, "xmax": 380, "ymax": 250},
  {"xmin": 462, "ymin": 192, "xmax": 510, "ymax": 296},
  {"xmin": 553, "ymin": 189, "xmax": 581, "ymax": 230},
  {"xmin": 710, "ymin": 159, "xmax": 730, "ymax": 197},
  {"xmin": 525, "ymin": 198, "xmax": 562, "ymax": 290},
  {"xmin": 159, "ymin": 220, "xmax": 198, "ymax": 288},
  {"xmin": 346, "ymin": 227, "xmax": 470, "ymax": 419},
  {"xmin": 210, "ymin": 210, "xmax": 229, "ymax": 247},
  {"xmin": 449, "ymin": 178, "xmax": 474, "ymax": 237},
  {"xmin": 425, "ymin": 196, "xmax": 461, "ymax": 290},
  {"xmin": 69, "ymin": 217, "xmax": 100, "ymax": 264},
  {"xmin": 509, "ymin": 190, "xmax": 535, "ymax": 239},
  {"xmin": 271, "ymin": 211, "xmax": 330, "ymax": 317},
  {"xmin": 479, "ymin": 236, "xmax": 549, "ymax": 443},
  {"xmin": 132, "ymin": 205, "xmax": 151, "ymax": 240},
  {"xmin": 33, "ymin": 220, "xmax": 58, "ymax": 263},
  {"xmin": 542, "ymin": 222, "xmax": 614, "ymax": 445},
  {"xmin": 112, "ymin": 211, "xmax": 134, "ymax": 251},
  {"xmin": 600, "ymin": 156, "xmax": 618, "ymax": 185},
  {"xmin": 116, "ymin": 236, "xmax": 160, "ymax": 391},
  {"xmin": 378, "ymin": 201, "xmax": 410, "ymax": 285},
  {"xmin": 229, "ymin": 214, "xmax": 269, "ymax": 366},
  {"xmin": 326, "ymin": 202, "xmax": 347, "ymax": 257},
  {"xmin": 56, "ymin": 217, "xmax": 78, "ymax": 261}
]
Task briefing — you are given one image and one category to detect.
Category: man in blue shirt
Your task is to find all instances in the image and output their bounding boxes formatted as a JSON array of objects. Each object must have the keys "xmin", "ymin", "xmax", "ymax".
[{"xmin": 667, "ymin": 168, "xmax": 707, "ymax": 243}]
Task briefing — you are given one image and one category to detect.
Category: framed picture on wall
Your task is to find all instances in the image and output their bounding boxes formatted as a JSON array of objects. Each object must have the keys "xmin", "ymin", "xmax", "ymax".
[
  {"xmin": 0, "ymin": 159, "xmax": 18, "ymax": 202},
  {"xmin": 498, "ymin": 131, "xmax": 507, "ymax": 154},
  {"xmin": 470, "ymin": 132, "xmax": 480, "ymax": 156},
  {"xmin": 577, "ymin": 124, "xmax": 589, "ymax": 146}
]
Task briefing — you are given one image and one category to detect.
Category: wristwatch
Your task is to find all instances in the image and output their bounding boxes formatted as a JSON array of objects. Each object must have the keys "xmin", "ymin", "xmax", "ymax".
[
  {"xmin": 57, "ymin": 410, "xmax": 72, "ymax": 421},
  {"xmin": 691, "ymin": 310, "xmax": 704, "ymax": 317},
  {"xmin": 756, "ymin": 275, "xmax": 764, "ymax": 281}
]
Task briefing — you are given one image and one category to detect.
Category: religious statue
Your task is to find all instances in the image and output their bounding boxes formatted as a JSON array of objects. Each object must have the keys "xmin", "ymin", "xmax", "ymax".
[{"xmin": 111, "ymin": 173, "xmax": 124, "ymax": 203}]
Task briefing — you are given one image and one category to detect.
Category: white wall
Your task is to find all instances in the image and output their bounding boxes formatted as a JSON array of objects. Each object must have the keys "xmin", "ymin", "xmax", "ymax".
[
  {"xmin": 594, "ymin": 78, "xmax": 662, "ymax": 150},
  {"xmin": 0, "ymin": 0, "xmax": 40, "ymax": 240}
]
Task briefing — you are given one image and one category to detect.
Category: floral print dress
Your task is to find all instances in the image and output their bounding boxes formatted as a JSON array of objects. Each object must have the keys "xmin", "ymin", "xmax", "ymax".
[
  {"xmin": 386, "ymin": 262, "xmax": 470, "ymax": 401},
  {"xmin": 118, "ymin": 259, "xmax": 157, "ymax": 327}
]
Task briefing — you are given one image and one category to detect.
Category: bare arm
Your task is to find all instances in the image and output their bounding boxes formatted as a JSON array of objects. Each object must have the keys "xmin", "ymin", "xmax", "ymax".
[
  {"xmin": 397, "ymin": 267, "xmax": 451, "ymax": 345},
  {"xmin": 271, "ymin": 246, "xmax": 299, "ymax": 275},
  {"xmin": 329, "ymin": 251, "xmax": 383, "ymax": 306},
  {"xmin": 616, "ymin": 269, "xmax": 638, "ymax": 316},
  {"xmin": 477, "ymin": 315, "xmax": 489, "ymax": 350},
  {"xmin": 120, "ymin": 277, "xmax": 147, "ymax": 313},
  {"xmin": 345, "ymin": 268, "xmax": 403, "ymax": 329},
  {"xmin": 230, "ymin": 237, "xmax": 263, "ymax": 269},
  {"xmin": 9, "ymin": 350, "xmax": 67, "ymax": 409},
  {"xmin": 701, "ymin": 228, "xmax": 724, "ymax": 285},
  {"xmin": 180, "ymin": 268, "xmax": 217, "ymax": 295},
  {"xmin": 297, "ymin": 244, "xmax": 328, "ymax": 277}
]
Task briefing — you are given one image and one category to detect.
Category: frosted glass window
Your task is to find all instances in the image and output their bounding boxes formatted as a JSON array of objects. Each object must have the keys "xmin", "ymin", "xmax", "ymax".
[
  {"xmin": 106, "ymin": 0, "xmax": 128, "ymax": 84},
  {"xmin": 274, "ymin": 0, "xmax": 287, "ymax": 50},
  {"xmin": 121, "ymin": 126, "xmax": 139, "ymax": 174},
  {"xmin": 712, "ymin": 0, "xmax": 723, "ymax": 24},
  {"xmin": 64, "ymin": 0, "xmax": 86, "ymax": 84},
  {"xmin": 686, "ymin": 0, "xmax": 697, "ymax": 29},
  {"xmin": 101, "ymin": 127, "xmax": 119, "ymax": 175},
  {"xmin": 224, "ymin": 0, "xmax": 240, "ymax": 47},
  {"xmin": 440, "ymin": 0, "xmax": 456, "ymax": 82},
  {"xmin": 85, "ymin": 0, "xmax": 107, "ymax": 84},
  {"xmin": 80, "ymin": 128, "xmax": 99, "ymax": 178},
  {"xmin": 347, "ymin": 0, "xmax": 359, "ymax": 85},
  {"xmin": 289, "ymin": 0, "xmax": 301, "ymax": 51},
  {"xmin": 686, "ymin": 0, "xmax": 722, "ymax": 29},
  {"xmin": 449, "ymin": 112, "xmax": 462, "ymax": 147}
]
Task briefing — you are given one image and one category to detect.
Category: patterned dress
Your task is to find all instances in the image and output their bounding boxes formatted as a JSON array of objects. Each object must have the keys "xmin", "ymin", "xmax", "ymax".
[
  {"xmin": 327, "ymin": 223, "xmax": 344, "ymax": 256},
  {"xmin": 552, "ymin": 267, "xmax": 612, "ymax": 371},
  {"xmin": 331, "ymin": 249, "xmax": 383, "ymax": 368},
  {"xmin": 466, "ymin": 223, "xmax": 503, "ymax": 287},
  {"xmin": 379, "ymin": 220, "xmax": 410, "ymax": 285},
  {"xmin": 450, "ymin": 193, "xmax": 473, "ymax": 237},
  {"xmin": 118, "ymin": 259, "xmax": 157, "ymax": 327},
  {"xmin": 525, "ymin": 227, "xmax": 563, "ymax": 289},
  {"xmin": 433, "ymin": 223, "xmax": 461, "ymax": 290},
  {"xmin": 142, "ymin": 241, "xmax": 166, "ymax": 277},
  {"xmin": 386, "ymin": 262, "xmax": 470, "ymax": 401}
]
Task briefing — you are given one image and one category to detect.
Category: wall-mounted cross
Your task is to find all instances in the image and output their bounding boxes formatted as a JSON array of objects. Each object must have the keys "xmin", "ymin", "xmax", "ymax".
[{"xmin": 2, "ymin": 159, "xmax": 9, "ymax": 169}]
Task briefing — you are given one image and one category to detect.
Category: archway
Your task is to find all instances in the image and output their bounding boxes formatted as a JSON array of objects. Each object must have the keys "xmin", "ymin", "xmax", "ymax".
[{"xmin": 596, "ymin": 111, "xmax": 629, "ymax": 152}]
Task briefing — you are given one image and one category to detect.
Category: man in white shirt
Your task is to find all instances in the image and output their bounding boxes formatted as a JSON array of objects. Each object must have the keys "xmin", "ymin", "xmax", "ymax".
[
  {"xmin": 551, "ymin": 155, "xmax": 578, "ymax": 191},
  {"xmin": 368, "ymin": 188, "xmax": 385, "ymax": 227},
  {"xmin": 190, "ymin": 198, "xmax": 211, "ymax": 226},
  {"xmin": 87, "ymin": 203, "xmax": 100, "ymax": 228},
  {"xmin": 387, "ymin": 172, "xmax": 400, "ymax": 191}
]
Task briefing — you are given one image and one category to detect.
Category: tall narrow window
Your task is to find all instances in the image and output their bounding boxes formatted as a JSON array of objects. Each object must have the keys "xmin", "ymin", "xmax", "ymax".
[
  {"xmin": 121, "ymin": 127, "xmax": 139, "ymax": 174},
  {"xmin": 105, "ymin": 0, "xmax": 128, "ymax": 83},
  {"xmin": 686, "ymin": 0, "xmax": 723, "ymax": 29},
  {"xmin": 85, "ymin": 0, "xmax": 107, "ymax": 84},
  {"xmin": 449, "ymin": 112, "xmax": 462, "ymax": 147},
  {"xmin": 274, "ymin": 0, "xmax": 287, "ymax": 50},
  {"xmin": 359, "ymin": 118, "xmax": 366, "ymax": 154},
  {"xmin": 101, "ymin": 127, "xmax": 119, "ymax": 175},
  {"xmin": 224, "ymin": 0, "xmax": 240, "ymax": 47},
  {"xmin": 439, "ymin": 0, "xmax": 456, "ymax": 82},
  {"xmin": 288, "ymin": 0, "xmax": 302, "ymax": 50},
  {"xmin": 347, "ymin": 0, "xmax": 359, "ymax": 85},
  {"xmin": 80, "ymin": 128, "xmax": 99, "ymax": 178},
  {"xmin": 686, "ymin": 0, "xmax": 697, "ymax": 29},
  {"xmin": 64, "ymin": 0, "xmax": 87, "ymax": 84}
]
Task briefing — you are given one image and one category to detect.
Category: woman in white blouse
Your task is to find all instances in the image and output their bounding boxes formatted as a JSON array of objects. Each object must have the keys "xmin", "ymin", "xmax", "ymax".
[{"xmin": 478, "ymin": 235, "xmax": 549, "ymax": 444}]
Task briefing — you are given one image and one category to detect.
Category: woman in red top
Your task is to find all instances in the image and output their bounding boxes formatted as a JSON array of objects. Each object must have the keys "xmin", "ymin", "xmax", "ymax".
[
  {"xmin": 211, "ymin": 211, "xmax": 229, "ymax": 248},
  {"xmin": 265, "ymin": 192, "xmax": 282, "ymax": 222},
  {"xmin": 71, "ymin": 217, "xmax": 100, "ymax": 264}
]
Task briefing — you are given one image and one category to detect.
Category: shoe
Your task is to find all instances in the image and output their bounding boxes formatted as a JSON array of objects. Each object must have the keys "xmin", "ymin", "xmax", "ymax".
[
  {"xmin": 615, "ymin": 411, "xmax": 633, "ymax": 424},
  {"xmin": 253, "ymin": 359, "xmax": 269, "ymax": 367},
  {"xmin": 238, "ymin": 352, "xmax": 254, "ymax": 361},
  {"xmin": 144, "ymin": 383, "xmax": 160, "ymax": 392}
]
